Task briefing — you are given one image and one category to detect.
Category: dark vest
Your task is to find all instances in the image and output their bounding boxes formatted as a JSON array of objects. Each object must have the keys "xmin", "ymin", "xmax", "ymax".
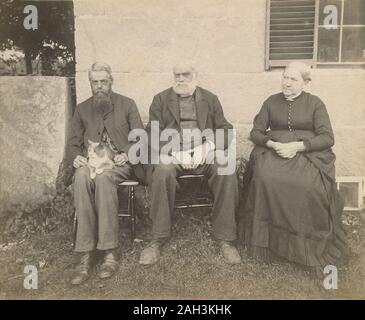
[{"xmin": 179, "ymin": 94, "xmax": 199, "ymax": 150}]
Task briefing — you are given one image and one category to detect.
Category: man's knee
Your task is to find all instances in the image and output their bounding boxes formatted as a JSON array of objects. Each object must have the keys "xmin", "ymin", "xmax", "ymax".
[
  {"xmin": 208, "ymin": 163, "xmax": 238, "ymax": 185},
  {"xmin": 74, "ymin": 166, "xmax": 91, "ymax": 184},
  {"xmin": 152, "ymin": 164, "xmax": 177, "ymax": 180},
  {"xmin": 94, "ymin": 171, "xmax": 115, "ymax": 187}
]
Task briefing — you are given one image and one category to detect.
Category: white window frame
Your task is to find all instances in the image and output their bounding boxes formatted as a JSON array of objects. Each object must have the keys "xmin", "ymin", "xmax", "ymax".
[{"xmin": 265, "ymin": 0, "xmax": 365, "ymax": 69}]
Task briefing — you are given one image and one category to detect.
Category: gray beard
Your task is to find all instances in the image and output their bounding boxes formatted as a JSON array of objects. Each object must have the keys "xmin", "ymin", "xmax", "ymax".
[
  {"xmin": 93, "ymin": 92, "xmax": 112, "ymax": 113},
  {"xmin": 173, "ymin": 82, "xmax": 197, "ymax": 96}
]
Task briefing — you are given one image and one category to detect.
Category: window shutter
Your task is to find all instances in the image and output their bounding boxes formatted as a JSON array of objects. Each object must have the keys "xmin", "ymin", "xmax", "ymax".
[{"xmin": 266, "ymin": 0, "xmax": 318, "ymax": 69}]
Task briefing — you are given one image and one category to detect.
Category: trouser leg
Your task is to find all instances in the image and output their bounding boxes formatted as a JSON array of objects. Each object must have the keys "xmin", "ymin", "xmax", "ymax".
[
  {"xmin": 148, "ymin": 154, "xmax": 239, "ymax": 241},
  {"xmin": 74, "ymin": 166, "xmax": 97, "ymax": 252},
  {"xmin": 196, "ymin": 163, "xmax": 239, "ymax": 241},
  {"xmin": 94, "ymin": 165, "xmax": 133, "ymax": 250},
  {"xmin": 73, "ymin": 165, "xmax": 132, "ymax": 252},
  {"xmin": 149, "ymin": 164, "xmax": 180, "ymax": 239}
]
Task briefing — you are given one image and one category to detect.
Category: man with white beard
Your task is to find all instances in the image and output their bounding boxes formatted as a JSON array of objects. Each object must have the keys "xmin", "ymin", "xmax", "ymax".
[
  {"xmin": 140, "ymin": 62, "xmax": 241, "ymax": 265},
  {"xmin": 66, "ymin": 62, "xmax": 145, "ymax": 285}
]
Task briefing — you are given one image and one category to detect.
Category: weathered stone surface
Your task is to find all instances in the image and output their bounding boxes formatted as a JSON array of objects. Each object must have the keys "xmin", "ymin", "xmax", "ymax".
[
  {"xmin": 310, "ymin": 69, "xmax": 365, "ymax": 127},
  {"xmin": 74, "ymin": 0, "xmax": 266, "ymax": 74},
  {"xmin": 75, "ymin": 0, "xmax": 264, "ymax": 19},
  {"xmin": 332, "ymin": 127, "xmax": 365, "ymax": 176},
  {"xmin": 234, "ymin": 124, "xmax": 254, "ymax": 160},
  {"xmin": 76, "ymin": 17, "xmax": 264, "ymax": 74},
  {"xmin": 0, "ymin": 77, "xmax": 69, "ymax": 216}
]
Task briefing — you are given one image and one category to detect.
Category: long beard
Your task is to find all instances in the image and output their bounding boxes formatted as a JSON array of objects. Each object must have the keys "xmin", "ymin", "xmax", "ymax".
[
  {"xmin": 93, "ymin": 92, "xmax": 112, "ymax": 113},
  {"xmin": 173, "ymin": 80, "xmax": 197, "ymax": 96}
]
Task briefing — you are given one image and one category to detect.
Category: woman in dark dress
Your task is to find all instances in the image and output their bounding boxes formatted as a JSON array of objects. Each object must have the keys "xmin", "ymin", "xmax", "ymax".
[{"xmin": 239, "ymin": 62, "xmax": 349, "ymax": 273}]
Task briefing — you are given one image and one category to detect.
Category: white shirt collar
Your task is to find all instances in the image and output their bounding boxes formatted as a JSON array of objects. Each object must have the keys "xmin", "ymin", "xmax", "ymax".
[{"xmin": 284, "ymin": 91, "xmax": 302, "ymax": 101}]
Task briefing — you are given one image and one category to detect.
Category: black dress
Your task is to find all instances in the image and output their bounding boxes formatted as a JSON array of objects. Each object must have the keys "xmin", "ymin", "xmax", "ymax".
[{"xmin": 239, "ymin": 91, "xmax": 349, "ymax": 267}]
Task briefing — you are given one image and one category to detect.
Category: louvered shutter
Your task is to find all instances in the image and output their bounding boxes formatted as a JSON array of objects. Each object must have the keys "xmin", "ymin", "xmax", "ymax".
[{"xmin": 265, "ymin": 0, "xmax": 318, "ymax": 69}]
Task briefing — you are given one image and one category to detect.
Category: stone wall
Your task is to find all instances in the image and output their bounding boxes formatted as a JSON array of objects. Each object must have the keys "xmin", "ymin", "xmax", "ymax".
[
  {"xmin": 74, "ymin": 0, "xmax": 365, "ymax": 176},
  {"xmin": 0, "ymin": 77, "xmax": 70, "ymax": 216}
]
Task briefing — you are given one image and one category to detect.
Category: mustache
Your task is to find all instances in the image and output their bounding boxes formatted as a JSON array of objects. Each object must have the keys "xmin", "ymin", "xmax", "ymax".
[
  {"xmin": 93, "ymin": 90, "xmax": 108, "ymax": 96},
  {"xmin": 93, "ymin": 91, "xmax": 109, "ymax": 100},
  {"xmin": 173, "ymin": 80, "xmax": 197, "ymax": 95}
]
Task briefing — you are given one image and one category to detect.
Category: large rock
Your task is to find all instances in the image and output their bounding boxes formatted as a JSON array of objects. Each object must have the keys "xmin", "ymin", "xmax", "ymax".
[{"xmin": 0, "ymin": 77, "xmax": 70, "ymax": 216}]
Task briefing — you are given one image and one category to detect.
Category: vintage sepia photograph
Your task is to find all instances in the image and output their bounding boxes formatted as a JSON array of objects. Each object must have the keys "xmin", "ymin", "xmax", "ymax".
[{"xmin": 0, "ymin": 0, "xmax": 364, "ymax": 303}]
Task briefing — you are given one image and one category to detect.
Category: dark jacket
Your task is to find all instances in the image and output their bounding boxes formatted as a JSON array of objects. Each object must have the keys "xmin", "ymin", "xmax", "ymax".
[
  {"xmin": 145, "ymin": 86, "xmax": 234, "ymax": 150},
  {"xmin": 144, "ymin": 86, "xmax": 234, "ymax": 184},
  {"xmin": 65, "ymin": 91, "xmax": 146, "ymax": 185}
]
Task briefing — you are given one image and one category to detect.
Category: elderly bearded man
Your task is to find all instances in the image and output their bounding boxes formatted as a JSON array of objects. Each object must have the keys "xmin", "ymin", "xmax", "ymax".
[
  {"xmin": 140, "ymin": 62, "xmax": 241, "ymax": 265},
  {"xmin": 66, "ymin": 62, "xmax": 144, "ymax": 285}
]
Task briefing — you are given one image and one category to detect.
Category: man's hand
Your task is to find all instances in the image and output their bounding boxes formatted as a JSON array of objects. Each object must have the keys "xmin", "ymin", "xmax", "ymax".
[
  {"xmin": 173, "ymin": 150, "xmax": 193, "ymax": 169},
  {"xmin": 190, "ymin": 142, "xmax": 211, "ymax": 169},
  {"xmin": 73, "ymin": 155, "xmax": 88, "ymax": 169},
  {"xmin": 114, "ymin": 153, "xmax": 128, "ymax": 166}
]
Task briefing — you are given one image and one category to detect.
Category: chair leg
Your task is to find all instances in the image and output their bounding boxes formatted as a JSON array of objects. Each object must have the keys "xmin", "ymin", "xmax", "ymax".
[
  {"xmin": 130, "ymin": 186, "xmax": 136, "ymax": 242},
  {"xmin": 72, "ymin": 210, "xmax": 78, "ymax": 249}
]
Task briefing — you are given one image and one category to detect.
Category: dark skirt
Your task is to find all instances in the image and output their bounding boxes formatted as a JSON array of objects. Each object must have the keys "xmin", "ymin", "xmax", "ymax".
[{"xmin": 238, "ymin": 133, "xmax": 349, "ymax": 267}]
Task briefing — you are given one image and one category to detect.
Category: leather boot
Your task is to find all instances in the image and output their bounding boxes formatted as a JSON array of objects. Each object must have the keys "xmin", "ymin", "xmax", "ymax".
[
  {"xmin": 70, "ymin": 252, "xmax": 93, "ymax": 285},
  {"xmin": 219, "ymin": 241, "xmax": 241, "ymax": 264},
  {"xmin": 98, "ymin": 249, "xmax": 119, "ymax": 279},
  {"xmin": 139, "ymin": 238, "xmax": 167, "ymax": 265}
]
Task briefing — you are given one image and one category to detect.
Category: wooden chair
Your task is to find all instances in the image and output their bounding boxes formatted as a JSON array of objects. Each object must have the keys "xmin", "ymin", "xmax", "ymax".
[{"xmin": 174, "ymin": 174, "xmax": 213, "ymax": 210}]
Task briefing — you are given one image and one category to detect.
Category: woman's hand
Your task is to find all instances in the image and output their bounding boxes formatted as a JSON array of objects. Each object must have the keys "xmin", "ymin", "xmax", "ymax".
[
  {"xmin": 275, "ymin": 143, "xmax": 298, "ymax": 159},
  {"xmin": 266, "ymin": 140, "xmax": 305, "ymax": 159}
]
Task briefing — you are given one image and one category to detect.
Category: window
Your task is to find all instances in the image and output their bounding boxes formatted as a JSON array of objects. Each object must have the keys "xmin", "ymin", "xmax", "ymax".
[{"xmin": 265, "ymin": 0, "xmax": 365, "ymax": 69}]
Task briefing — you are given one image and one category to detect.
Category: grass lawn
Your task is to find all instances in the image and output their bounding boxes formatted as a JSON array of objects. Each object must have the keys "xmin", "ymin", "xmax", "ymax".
[{"xmin": 0, "ymin": 207, "xmax": 364, "ymax": 300}]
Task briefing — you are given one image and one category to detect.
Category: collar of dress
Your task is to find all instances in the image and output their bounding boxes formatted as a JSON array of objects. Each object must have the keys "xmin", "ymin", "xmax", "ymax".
[{"xmin": 284, "ymin": 91, "xmax": 303, "ymax": 101}]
